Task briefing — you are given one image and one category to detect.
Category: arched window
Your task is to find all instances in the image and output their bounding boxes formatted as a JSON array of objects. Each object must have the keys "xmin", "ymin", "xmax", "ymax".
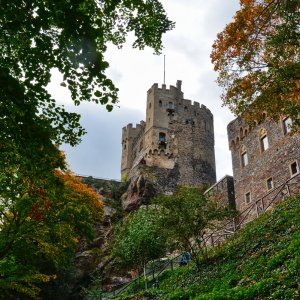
[
  {"xmin": 240, "ymin": 128, "xmax": 243, "ymax": 138},
  {"xmin": 241, "ymin": 145, "xmax": 248, "ymax": 167},
  {"xmin": 184, "ymin": 106, "xmax": 188, "ymax": 112},
  {"xmin": 259, "ymin": 128, "xmax": 269, "ymax": 152},
  {"xmin": 159, "ymin": 100, "xmax": 163, "ymax": 108}
]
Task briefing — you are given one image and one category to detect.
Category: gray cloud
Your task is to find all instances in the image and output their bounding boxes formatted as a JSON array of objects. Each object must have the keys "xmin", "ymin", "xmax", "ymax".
[
  {"xmin": 50, "ymin": 1, "xmax": 241, "ymax": 181},
  {"xmin": 61, "ymin": 104, "xmax": 144, "ymax": 180}
]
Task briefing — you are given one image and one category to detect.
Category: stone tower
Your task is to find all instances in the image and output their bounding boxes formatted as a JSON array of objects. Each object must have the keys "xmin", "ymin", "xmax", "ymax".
[{"xmin": 121, "ymin": 80, "xmax": 216, "ymax": 187}]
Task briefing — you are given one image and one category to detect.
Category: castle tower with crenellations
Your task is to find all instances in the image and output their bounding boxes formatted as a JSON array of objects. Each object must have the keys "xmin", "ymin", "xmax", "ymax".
[{"xmin": 121, "ymin": 80, "xmax": 216, "ymax": 187}]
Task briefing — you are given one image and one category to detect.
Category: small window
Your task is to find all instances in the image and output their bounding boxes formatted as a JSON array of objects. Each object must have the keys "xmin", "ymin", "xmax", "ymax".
[
  {"xmin": 245, "ymin": 192, "xmax": 251, "ymax": 204},
  {"xmin": 139, "ymin": 140, "xmax": 143, "ymax": 151},
  {"xmin": 194, "ymin": 111, "xmax": 197, "ymax": 116},
  {"xmin": 168, "ymin": 102, "xmax": 174, "ymax": 109},
  {"xmin": 241, "ymin": 145, "xmax": 248, "ymax": 167},
  {"xmin": 185, "ymin": 119, "xmax": 189, "ymax": 124},
  {"xmin": 184, "ymin": 106, "xmax": 188, "ymax": 112},
  {"xmin": 149, "ymin": 102, "xmax": 151, "ymax": 109},
  {"xmin": 159, "ymin": 100, "xmax": 162, "ymax": 108},
  {"xmin": 261, "ymin": 135, "xmax": 269, "ymax": 151},
  {"xmin": 283, "ymin": 117, "xmax": 292, "ymax": 135},
  {"xmin": 159, "ymin": 132, "xmax": 166, "ymax": 142},
  {"xmin": 259, "ymin": 128, "xmax": 269, "ymax": 152},
  {"xmin": 266, "ymin": 177, "xmax": 274, "ymax": 190},
  {"xmin": 290, "ymin": 161, "xmax": 299, "ymax": 176}
]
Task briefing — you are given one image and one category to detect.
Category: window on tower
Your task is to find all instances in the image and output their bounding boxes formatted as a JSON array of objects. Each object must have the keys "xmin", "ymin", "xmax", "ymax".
[
  {"xmin": 168, "ymin": 102, "xmax": 174, "ymax": 109},
  {"xmin": 159, "ymin": 132, "xmax": 166, "ymax": 142}
]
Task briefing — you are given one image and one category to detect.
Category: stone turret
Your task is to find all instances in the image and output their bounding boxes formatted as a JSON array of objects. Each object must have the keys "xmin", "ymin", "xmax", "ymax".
[{"xmin": 121, "ymin": 80, "xmax": 216, "ymax": 210}]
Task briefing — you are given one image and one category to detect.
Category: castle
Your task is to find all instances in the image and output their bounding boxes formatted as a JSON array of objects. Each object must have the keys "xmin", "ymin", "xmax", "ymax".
[
  {"xmin": 121, "ymin": 80, "xmax": 300, "ymax": 220},
  {"xmin": 121, "ymin": 80, "xmax": 216, "ymax": 187}
]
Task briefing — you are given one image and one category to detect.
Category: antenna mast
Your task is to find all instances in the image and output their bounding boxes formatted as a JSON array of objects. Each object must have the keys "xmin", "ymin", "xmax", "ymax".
[{"xmin": 163, "ymin": 55, "xmax": 166, "ymax": 84}]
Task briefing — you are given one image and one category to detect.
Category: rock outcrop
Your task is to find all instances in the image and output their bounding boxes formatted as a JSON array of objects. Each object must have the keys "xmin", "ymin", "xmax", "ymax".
[{"xmin": 122, "ymin": 164, "xmax": 180, "ymax": 211}]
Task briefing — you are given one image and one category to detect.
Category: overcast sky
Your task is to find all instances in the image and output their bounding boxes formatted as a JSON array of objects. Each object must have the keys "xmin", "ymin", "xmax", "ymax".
[{"xmin": 47, "ymin": 0, "xmax": 240, "ymax": 181}]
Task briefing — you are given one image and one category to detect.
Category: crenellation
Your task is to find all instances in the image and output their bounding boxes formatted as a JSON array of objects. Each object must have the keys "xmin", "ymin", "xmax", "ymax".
[
  {"xmin": 121, "ymin": 80, "xmax": 216, "ymax": 185},
  {"xmin": 121, "ymin": 79, "xmax": 300, "ymax": 228}
]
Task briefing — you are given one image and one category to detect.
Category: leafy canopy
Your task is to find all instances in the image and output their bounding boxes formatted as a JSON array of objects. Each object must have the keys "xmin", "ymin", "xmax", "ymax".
[
  {"xmin": 0, "ymin": 171, "xmax": 104, "ymax": 300},
  {"xmin": 112, "ymin": 207, "xmax": 167, "ymax": 271},
  {"xmin": 1, "ymin": 0, "xmax": 174, "ymax": 140},
  {"xmin": 211, "ymin": 0, "xmax": 300, "ymax": 125},
  {"xmin": 0, "ymin": 0, "xmax": 174, "ymax": 199},
  {"xmin": 155, "ymin": 186, "xmax": 234, "ymax": 268}
]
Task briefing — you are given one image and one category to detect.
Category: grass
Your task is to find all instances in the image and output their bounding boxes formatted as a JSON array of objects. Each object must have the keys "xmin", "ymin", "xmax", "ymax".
[{"xmin": 115, "ymin": 193, "xmax": 300, "ymax": 300}]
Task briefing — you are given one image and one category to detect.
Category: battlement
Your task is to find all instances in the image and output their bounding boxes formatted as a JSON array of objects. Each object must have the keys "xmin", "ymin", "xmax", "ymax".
[
  {"xmin": 122, "ymin": 120, "xmax": 146, "ymax": 140},
  {"xmin": 147, "ymin": 80, "xmax": 184, "ymax": 97},
  {"xmin": 121, "ymin": 79, "xmax": 216, "ymax": 186},
  {"xmin": 179, "ymin": 99, "xmax": 212, "ymax": 115}
]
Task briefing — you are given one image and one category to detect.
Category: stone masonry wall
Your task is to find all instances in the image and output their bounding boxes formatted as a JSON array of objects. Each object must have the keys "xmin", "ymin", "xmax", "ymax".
[
  {"xmin": 121, "ymin": 80, "xmax": 216, "ymax": 190},
  {"xmin": 228, "ymin": 116, "xmax": 300, "ymax": 219},
  {"xmin": 204, "ymin": 175, "xmax": 235, "ymax": 208}
]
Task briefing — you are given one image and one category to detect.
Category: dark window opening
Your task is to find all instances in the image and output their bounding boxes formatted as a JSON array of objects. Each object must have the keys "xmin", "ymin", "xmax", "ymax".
[
  {"xmin": 159, "ymin": 132, "xmax": 166, "ymax": 142},
  {"xmin": 266, "ymin": 177, "xmax": 273, "ymax": 190},
  {"xmin": 168, "ymin": 102, "xmax": 174, "ymax": 109},
  {"xmin": 290, "ymin": 161, "xmax": 299, "ymax": 176},
  {"xmin": 184, "ymin": 106, "xmax": 188, "ymax": 112},
  {"xmin": 159, "ymin": 100, "xmax": 163, "ymax": 108},
  {"xmin": 245, "ymin": 192, "xmax": 251, "ymax": 204}
]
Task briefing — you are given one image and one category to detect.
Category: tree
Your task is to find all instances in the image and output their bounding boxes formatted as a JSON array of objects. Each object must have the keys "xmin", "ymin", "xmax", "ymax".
[
  {"xmin": 0, "ymin": 171, "xmax": 104, "ymax": 299},
  {"xmin": 0, "ymin": 0, "xmax": 174, "ymax": 202},
  {"xmin": 155, "ymin": 186, "xmax": 234, "ymax": 269},
  {"xmin": 112, "ymin": 207, "xmax": 166, "ymax": 285},
  {"xmin": 211, "ymin": 0, "xmax": 300, "ymax": 126}
]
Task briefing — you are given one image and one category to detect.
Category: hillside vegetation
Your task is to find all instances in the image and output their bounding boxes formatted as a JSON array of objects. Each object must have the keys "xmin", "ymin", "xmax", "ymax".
[{"xmin": 118, "ymin": 193, "xmax": 300, "ymax": 300}]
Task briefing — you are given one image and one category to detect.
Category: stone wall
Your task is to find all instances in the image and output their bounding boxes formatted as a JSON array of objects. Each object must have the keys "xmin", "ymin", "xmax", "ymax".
[
  {"xmin": 121, "ymin": 80, "xmax": 216, "ymax": 189},
  {"xmin": 204, "ymin": 175, "xmax": 235, "ymax": 208},
  {"xmin": 228, "ymin": 116, "xmax": 300, "ymax": 220}
]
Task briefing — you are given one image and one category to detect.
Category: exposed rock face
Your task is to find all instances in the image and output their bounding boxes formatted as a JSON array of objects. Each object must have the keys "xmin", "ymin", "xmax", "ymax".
[
  {"xmin": 60, "ymin": 177, "xmax": 131, "ymax": 298},
  {"xmin": 122, "ymin": 164, "xmax": 180, "ymax": 211}
]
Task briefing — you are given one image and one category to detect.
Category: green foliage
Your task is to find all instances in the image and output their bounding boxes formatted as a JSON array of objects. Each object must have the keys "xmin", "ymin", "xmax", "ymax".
[
  {"xmin": 0, "ymin": 0, "xmax": 174, "ymax": 205},
  {"xmin": 155, "ymin": 186, "xmax": 234, "ymax": 269},
  {"xmin": 112, "ymin": 207, "xmax": 167, "ymax": 272},
  {"xmin": 0, "ymin": 2, "xmax": 173, "ymax": 297},
  {"xmin": 0, "ymin": 171, "xmax": 104, "ymax": 299},
  {"xmin": 82, "ymin": 275, "xmax": 103, "ymax": 299},
  {"xmin": 133, "ymin": 194, "xmax": 300, "ymax": 300}
]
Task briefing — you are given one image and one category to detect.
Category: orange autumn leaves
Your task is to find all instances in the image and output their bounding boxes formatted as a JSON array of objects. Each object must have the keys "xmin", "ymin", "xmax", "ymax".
[
  {"xmin": 29, "ymin": 170, "xmax": 104, "ymax": 223},
  {"xmin": 211, "ymin": 0, "xmax": 300, "ymax": 124},
  {"xmin": 55, "ymin": 170, "xmax": 104, "ymax": 222}
]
